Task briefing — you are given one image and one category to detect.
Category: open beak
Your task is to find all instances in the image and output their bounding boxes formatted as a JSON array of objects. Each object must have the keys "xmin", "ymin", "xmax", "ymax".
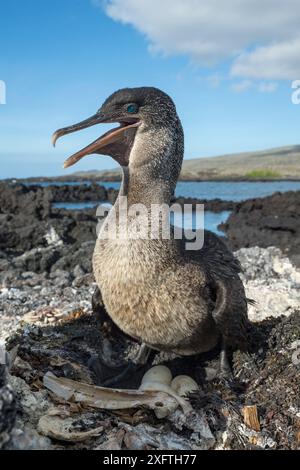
[{"xmin": 52, "ymin": 113, "xmax": 140, "ymax": 168}]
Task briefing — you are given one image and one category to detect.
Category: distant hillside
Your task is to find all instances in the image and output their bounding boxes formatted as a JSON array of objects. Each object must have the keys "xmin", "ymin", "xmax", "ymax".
[
  {"xmin": 23, "ymin": 144, "xmax": 300, "ymax": 182},
  {"xmin": 180, "ymin": 145, "xmax": 300, "ymax": 180}
]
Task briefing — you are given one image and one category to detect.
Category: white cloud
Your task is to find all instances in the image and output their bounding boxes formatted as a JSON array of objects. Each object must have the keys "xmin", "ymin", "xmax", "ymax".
[
  {"xmin": 231, "ymin": 37, "xmax": 300, "ymax": 80},
  {"xmin": 230, "ymin": 80, "xmax": 278, "ymax": 93},
  {"xmin": 101, "ymin": 0, "xmax": 300, "ymax": 81},
  {"xmin": 231, "ymin": 80, "xmax": 253, "ymax": 93},
  {"xmin": 257, "ymin": 82, "xmax": 278, "ymax": 93},
  {"xmin": 206, "ymin": 74, "xmax": 223, "ymax": 88}
]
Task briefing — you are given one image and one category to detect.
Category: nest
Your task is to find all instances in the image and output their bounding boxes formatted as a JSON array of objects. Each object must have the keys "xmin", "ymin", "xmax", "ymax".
[{"xmin": 1, "ymin": 307, "xmax": 300, "ymax": 450}]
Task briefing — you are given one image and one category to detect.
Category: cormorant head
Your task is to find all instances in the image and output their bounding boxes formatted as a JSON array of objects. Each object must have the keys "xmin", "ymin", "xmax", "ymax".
[{"xmin": 52, "ymin": 87, "xmax": 181, "ymax": 169}]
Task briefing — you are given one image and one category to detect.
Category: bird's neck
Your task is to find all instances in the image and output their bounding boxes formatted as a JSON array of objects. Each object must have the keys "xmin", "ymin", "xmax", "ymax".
[
  {"xmin": 101, "ymin": 125, "xmax": 183, "ymax": 245},
  {"xmin": 117, "ymin": 123, "xmax": 183, "ymax": 209},
  {"xmin": 118, "ymin": 166, "xmax": 173, "ymax": 207}
]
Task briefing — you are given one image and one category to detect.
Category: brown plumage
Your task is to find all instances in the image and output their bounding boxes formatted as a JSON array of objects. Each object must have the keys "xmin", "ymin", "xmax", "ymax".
[{"xmin": 53, "ymin": 87, "xmax": 250, "ymax": 375}]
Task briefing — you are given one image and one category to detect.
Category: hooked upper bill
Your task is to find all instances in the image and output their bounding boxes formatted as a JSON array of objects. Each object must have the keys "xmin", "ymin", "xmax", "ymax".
[{"xmin": 52, "ymin": 113, "xmax": 140, "ymax": 168}]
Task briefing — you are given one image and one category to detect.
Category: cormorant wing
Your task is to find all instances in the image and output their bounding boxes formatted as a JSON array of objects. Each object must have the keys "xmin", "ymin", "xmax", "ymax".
[{"xmin": 183, "ymin": 229, "xmax": 249, "ymax": 350}]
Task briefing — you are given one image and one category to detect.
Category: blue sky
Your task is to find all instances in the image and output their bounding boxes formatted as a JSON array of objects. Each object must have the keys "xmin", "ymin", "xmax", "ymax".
[{"xmin": 1, "ymin": 0, "xmax": 300, "ymax": 178}]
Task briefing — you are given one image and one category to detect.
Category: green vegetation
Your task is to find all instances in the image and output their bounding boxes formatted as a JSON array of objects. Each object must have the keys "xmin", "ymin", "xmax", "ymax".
[{"xmin": 246, "ymin": 169, "xmax": 281, "ymax": 179}]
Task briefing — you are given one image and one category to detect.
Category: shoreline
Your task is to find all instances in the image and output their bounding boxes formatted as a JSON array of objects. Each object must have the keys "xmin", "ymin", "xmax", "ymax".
[
  {"xmin": 4, "ymin": 176, "xmax": 300, "ymax": 183},
  {"xmin": 0, "ymin": 181, "xmax": 299, "ymax": 276}
]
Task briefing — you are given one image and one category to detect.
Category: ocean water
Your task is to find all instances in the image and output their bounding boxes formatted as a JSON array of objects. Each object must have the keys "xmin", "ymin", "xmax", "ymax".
[
  {"xmin": 29, "ymin": 180, "xmax": 300, "ymax": 201},
  {"xmin": 32, "ymin": 179, "xmax": 300, "ymax": 235},
  {"xmin": 171, "ymin": 209, "xmax": 231, "ymax": 236},
  {"xmin": 98, "ymin": 180, "xmax": 300, "ymax": 201},
  {"xmin": 52, "ymin": 201, "xmax": 104, "ymax": 210}
]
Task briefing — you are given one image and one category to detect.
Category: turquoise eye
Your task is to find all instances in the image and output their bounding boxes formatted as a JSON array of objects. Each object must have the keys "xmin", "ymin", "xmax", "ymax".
[{"xmin": 127, "ymin": 104, "xmax": 137, "ymax": 113}]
